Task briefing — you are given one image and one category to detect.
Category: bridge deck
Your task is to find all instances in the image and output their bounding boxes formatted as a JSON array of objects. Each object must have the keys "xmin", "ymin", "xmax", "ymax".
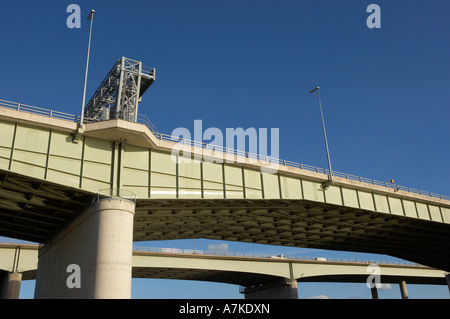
[
  {"xmin": 0, "ymin": 243, "xmax": 446, "ymax": 287},
  {"xmin": 0, "ymin": 104, "xmax": 449, "ymax": 271}
]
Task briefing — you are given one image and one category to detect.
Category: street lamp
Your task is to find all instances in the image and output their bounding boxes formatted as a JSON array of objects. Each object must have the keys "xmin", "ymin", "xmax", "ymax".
[
  {"xmin": 79, "ymin": 9, "xmax": 95, "ymax": 128},
  {"xmin": 310, "ymin": 86, "xmax": 333, "ymax": 189}
]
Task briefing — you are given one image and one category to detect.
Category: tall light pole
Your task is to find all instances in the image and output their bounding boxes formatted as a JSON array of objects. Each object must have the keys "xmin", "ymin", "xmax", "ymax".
[
  {"xmin": 310, "ymin": 86, "xmax": 333, "ymax": 189},
  {"xmin": 79, "ymin": 9, "xmax": 95, "ymax": 127}
]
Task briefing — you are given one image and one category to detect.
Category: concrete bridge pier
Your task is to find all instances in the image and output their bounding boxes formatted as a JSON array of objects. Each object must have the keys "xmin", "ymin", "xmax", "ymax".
[
  {"xmin": 34, "ymin": 191, "xmax": 135, "ymax": 299},
  {"xmin": 446, "ymin": 274, "xmax": 450, "ymax": 294},
  {"xmin": 0, "ymin": 271, "xmax": 22, "ymax": 299},
  {"xmin": 399, "ymin": 280, "xmax": 409, "ymax": 299},
  {"xmin": 370, "ymin": 286, "xmax": 379, "ymax": 299},
  {"xmin": 242, "ymin": 278, "xmax": 298, "ymax": 299}
]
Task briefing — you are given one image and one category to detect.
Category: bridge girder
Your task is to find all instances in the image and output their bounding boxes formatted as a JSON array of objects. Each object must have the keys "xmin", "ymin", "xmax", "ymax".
[
  {"xmin": 1, "ymin": 169, "xmax": 449, "ymax": 271},
  {"xmin": 132, "ymin": 198, "xmax": 450, "ymax": 271}
]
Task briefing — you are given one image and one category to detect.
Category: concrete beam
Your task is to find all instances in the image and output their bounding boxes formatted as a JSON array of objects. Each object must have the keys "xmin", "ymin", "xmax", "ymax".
[
  {"xmin": 371, "ymin": 286, "xmax": 379, "ymax": 299},
  {"xmin": 446, "ymin": 274, "xmax": 450, "ymax": 294}
]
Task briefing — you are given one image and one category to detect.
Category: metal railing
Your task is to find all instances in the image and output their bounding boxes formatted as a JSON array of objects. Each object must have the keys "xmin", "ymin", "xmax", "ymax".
[
  {"xmin": 147, "ymin": 131, "xmax": 449, "ymax": 200},
  {"xmin": 141, "ymin": 65, "xmax": 155, "ymax": 75},
  {"xmin": 0, "ymin": 238, "xmax": 40, "ymax": 246},
  {"xmin": 0, "ymin": 99, "xmax": 80, "ymax": 122},
  {"xmin": 1, "ymin": 98, "xmax": 448, "ymax": 201},
  {"xmin": 132, "ymin": 246, "xmax": 423, "ymax": 267},
  {"xmin": 137, "ymin": 114, "xmax": 159, "ymax": 133},
  {"xmin": 0, "ymin": 238, "xmax": 423, "ymax": 266}
]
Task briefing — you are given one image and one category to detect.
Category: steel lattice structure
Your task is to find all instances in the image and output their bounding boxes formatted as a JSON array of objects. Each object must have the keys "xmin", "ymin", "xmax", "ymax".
[{"xmin": 83, "ymin": 57, "xmax": 155, "ymax": 123}]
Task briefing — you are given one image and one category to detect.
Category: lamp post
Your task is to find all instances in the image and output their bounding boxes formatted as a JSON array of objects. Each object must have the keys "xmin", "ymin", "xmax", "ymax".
[
  {"xmin": 310, "ymin": 86, "xmax": 333, "ymax": 189},
  {"xmin": 79, "ymin": 9, "xmax": 95, "ymax": 127}
]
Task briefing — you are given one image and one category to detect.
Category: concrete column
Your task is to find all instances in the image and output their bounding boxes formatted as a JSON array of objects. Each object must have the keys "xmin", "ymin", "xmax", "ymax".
[
  {"xmin": 34, "ymin": 193, "xmax": 135, "ymax": 299},
  {"xmin": 371, "ymin": 286, "xmax": 379, "ymax": 299},
  {"xmin": 243, "ymin": 279, "xmax": 298, "ymax": 299},
  {"xmin": 0, "ymin": 272, "xmax": 22, "ymax": 299},
  {"xmin": 399, "ymin": 280, "xmax": 408, "ymax": 299},
  {"xmin": 445, "ymin": 273, "xmax": 450, "ymax": 295}
]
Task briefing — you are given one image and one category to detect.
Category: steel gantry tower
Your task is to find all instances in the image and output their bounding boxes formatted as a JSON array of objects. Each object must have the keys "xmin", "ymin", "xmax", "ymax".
[{"xmin": 83, "ymin": 57, "xmax": 155, "ymax": 123}]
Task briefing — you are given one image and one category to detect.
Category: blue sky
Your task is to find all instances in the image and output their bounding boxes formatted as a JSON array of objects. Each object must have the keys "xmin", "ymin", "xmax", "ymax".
[{"xmin": 0, "ymin": 1, "xmax": 449, "ymax": 299}]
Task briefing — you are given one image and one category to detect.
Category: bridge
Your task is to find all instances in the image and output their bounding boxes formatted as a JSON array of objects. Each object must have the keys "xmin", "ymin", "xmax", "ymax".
[
  {"xmin": 0, "ymin": 242, "xmax": 447, "ymax": 299},
  {"xmin": 0, "ymin": 57, "xmax": 449, "ymax": 298}
]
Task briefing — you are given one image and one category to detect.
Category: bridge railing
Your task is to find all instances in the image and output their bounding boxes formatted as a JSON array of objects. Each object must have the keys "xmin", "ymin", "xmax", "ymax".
[
  {"xmin": 0, "ymin": 99, "xmax": 80, "ymax": 122},
  {"xmin": 149, "ymin": 130, "xmax": 449, "ymax": 200},
  {"xmin": 0, "ymin": 237, "xmax": 40, "ymax": 246},
  {"xmin": 1, "ymin": 98, "xmax": 448, "ymax": 201},
  {"xmin": 132, "ymin": 246, "xmax": 423, "ymax": 267},
  {"xmin": 0, "ymin": 238, "xmax": 425, "ymax": 267},
  {"xmin": 136, "ymin": 114, "xmax": 159, "ymax": 133}
]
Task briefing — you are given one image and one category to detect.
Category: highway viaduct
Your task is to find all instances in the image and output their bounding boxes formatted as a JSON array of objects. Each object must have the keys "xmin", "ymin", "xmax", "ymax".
[
  {"xmin": 0, "ymin": 98, "xmax": 449, "ymax": 298},
  {"xmin": 0, "ymin": 242, "xmax": 448, "ymax": 299}
]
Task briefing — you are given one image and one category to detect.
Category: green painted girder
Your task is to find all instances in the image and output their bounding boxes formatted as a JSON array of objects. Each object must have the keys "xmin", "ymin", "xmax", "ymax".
[{"xmin": 0, "ymin": 115, "xmax": 448, "ymax": 224}]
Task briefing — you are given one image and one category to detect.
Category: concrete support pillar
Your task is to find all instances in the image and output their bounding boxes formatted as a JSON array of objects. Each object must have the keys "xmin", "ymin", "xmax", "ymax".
[
  {"xmin": 371, "ymin": 286, "xmax": 379, "ymax": 299},
  {"xmin": 445, "ymin": 273, "xmax": 450, "ymax": 295},
  {"xmin": 243, "ymin": 279, "xmax": 298, "ymax": 299},
  {"xmin": 399, "ymin": 281, "xmax": 408, "ymax": 299},
  {"xmin": 0, "ymin": 272, "xmax": 22, "ymax": 299},
  {"xmin": 34, "ymin": 193, "xmax": 135, "ymax": 299}
]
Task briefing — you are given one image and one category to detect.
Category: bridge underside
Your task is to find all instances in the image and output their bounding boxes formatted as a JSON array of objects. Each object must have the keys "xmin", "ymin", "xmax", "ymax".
[
  {"xmin": 18, "ymin": 267, "xmax": 283, "ymax": 287},
  {"xmin": 134, "ymin": 198, "xmax": 450, "ymax": 272},
  {"xmin": 132, "ymin": 267, "xmax": 448, "ymax": 286},
  {"xmin": 132, "ymin": 267, "xmax": 279, "ymax": 287},
  {"xmin": 1, "ymin": 170, "xmax": 450, "ymax": 272},
  {"xmin": 133, "ymin": 268, "xmax": 447, "ymax": 287},
  {"xmin": 0, "ymin": 171, "xmax": 92, "ymax": 242},
  {"xmin": 295, "ymin": 274, "xmax": 446, "ymax": 285},
  {"xmin": 17, "ymin": 262, "xmax": 448, "ymax": 286}
]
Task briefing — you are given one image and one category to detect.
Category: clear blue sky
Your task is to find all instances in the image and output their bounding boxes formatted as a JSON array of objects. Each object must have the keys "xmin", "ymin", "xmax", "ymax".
[{"xmin": 0, "ymin": 0, "xmax": 449, "ymax": 299}]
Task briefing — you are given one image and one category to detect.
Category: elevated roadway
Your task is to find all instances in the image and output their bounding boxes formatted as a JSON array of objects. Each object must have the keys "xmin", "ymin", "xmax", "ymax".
[
  {"xmin": 1, "ymin": 99, "xmax": 450, "ymax": 298},
  {"xmin": 0, "ymin": 243, "xmax": 447, "ymax": 299},
  {"xmin": 0, "ymin": 102, "xmax": 449, "ymax": 271}
]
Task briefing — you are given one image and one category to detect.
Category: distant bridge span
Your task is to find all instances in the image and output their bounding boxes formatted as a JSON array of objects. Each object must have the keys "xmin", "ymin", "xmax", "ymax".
[{"xmin": 0, "ymin": 243, "xmax": 447, "ymax": 299}]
